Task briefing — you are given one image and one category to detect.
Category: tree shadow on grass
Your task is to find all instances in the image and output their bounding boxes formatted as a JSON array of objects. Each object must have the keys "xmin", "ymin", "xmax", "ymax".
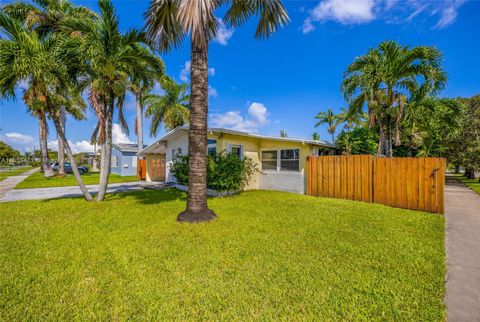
[{"xmin": 107, "ymin": 188, "xmax": 187, "ymax": 205}]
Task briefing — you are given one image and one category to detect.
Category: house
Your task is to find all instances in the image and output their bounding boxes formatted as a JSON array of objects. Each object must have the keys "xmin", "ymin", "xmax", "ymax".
[
  {"xmin": 111, "ymin": 143, "xmax": 145, "ymax": 176},
  {"xmin": 137, "ymin": 127, "xmax": 337, "ymax": 194}
]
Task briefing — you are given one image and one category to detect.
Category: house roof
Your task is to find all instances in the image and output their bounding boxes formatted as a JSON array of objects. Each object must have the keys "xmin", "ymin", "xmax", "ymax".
[
  {"xmin": 138, "ymin": 127, "xmax": 337, "ymax": 156},
  {"xmin": 113, "ymin": 143, "xmax": 145, "ymax": 153}
]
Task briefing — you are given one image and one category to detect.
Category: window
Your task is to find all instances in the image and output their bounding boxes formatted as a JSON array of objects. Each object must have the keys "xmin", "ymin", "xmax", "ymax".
[
  {"xmin": 111, "ymin": 156, "xmax": 118, "ymax": 167},
  {"xmin": 280, "ymin": 149, "xmax": 299, "ymax": 171},
  {"xmin": 261, "ymin": 149, "xmax": 300, "ymax": 172},
  {"xmin": 207, "ymin": 139, "xmax": 217, "ymax": 155},
  {"xmin": 172, "ymin": 148, "xmax": 182, "ymax": 159},
  {"xmin": 262, "ymin": 150, "xmax": 277, "ymax": 170},
  {"xmin": 230, "ymin": 145, "xmax": 242, "ymax": 158},
  {"xmin": 132, "ymin": 156, "xmax": 137, "ymax": 168}
]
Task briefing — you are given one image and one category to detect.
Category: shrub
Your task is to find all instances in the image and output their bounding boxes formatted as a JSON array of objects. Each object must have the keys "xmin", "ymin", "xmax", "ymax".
[{"xmin": 170, "ymin": 152, "xmax": 257, "ymax": 192}]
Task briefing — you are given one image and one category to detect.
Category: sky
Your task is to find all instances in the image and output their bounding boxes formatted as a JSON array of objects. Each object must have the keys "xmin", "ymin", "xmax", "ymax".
[{"xmin": 1, "ymin": 0, "xmax": 479, "ymax": 153}]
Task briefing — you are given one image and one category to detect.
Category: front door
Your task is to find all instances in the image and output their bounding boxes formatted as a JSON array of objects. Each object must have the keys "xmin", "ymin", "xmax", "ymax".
[{"xmin": 150, "ymin": 157, "xmax": 165, "ymax": 181}]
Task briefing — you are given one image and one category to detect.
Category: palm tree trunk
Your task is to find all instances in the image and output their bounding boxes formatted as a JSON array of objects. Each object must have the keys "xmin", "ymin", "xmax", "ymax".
[
  {"xmin": 97, "ymin": 97, "xmax": 113, "ymax": 201},
  {"xmin": 57, "ymin": 107, "xmax": 66, "ymax": 176},
  {"xmin": 136, "ymin": 92, "xmax": 143, "ymax": 153},
  {"xmin": 38, "ymin": 112, "xmax": 54, "ymax": 177},
  {"xmin": 377, "ymin": 119, "xmax": 386, "ymax": 156},
  {"xmin": 53, "ymin": 116, "xmax": 93, "ymax": 201},
  {"xmin": 386, "ymin": 116, "xmax": 393, "ymax": 157},
  {"xmin": 177, "ymin": 38, "xmax": 216, "ymax": 223}
]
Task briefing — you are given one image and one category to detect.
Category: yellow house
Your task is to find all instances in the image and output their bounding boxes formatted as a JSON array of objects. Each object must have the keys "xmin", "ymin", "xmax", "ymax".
[{"xmin": 137, "ymin": 127, "xmax": 337, "ymax": 194}]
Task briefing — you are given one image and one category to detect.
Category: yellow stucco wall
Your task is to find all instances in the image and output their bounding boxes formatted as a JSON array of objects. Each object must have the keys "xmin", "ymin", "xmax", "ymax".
[
  {"xmin": 145, "ymin": 153, "xmax": 166, "ymax": 182},
  {"xmin": 210, "ymin": 133, "xmax": 315, "ymax": 190}
]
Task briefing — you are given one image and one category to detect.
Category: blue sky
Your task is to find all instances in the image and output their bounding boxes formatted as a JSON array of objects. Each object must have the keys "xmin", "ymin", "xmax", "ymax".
[{"xmin": 1, "ymin": 0, "xmax": 479, "ymax": 153}]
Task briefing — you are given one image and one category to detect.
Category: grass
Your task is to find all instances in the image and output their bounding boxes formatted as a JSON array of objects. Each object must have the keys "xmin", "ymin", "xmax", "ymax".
[
  {"xmin": 0, "ymin": 166, "xmax": 33, "ymax": 181},
  {"xmin": 455, "ymin": 174, "xmax": 480, "ymax": 194},
  {"xmin": 0, "ymin": 189, "xmax": 445, "ymax": 320},
  {"xmin": 15, "ymin": 171, "xmax": 138, "ymax": 189}
]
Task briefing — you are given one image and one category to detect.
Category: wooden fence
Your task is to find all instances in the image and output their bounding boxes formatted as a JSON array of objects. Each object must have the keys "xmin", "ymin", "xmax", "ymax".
[{"xmin": 306, "ymin": 155, "xmax": 445, "ymax": 214}]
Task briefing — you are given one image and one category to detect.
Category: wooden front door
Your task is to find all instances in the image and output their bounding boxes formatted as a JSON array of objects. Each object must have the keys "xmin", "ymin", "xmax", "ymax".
[
  {"xmin": 151, "ymin": 158, "xmax": 165, "ymax": 181},
  {"xmin": 137, "ymin": 159, "xmax": 146, "ymax": 180}
]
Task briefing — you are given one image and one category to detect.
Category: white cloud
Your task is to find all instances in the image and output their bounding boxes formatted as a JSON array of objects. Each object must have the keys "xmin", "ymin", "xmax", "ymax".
[
  {"xmin": 309, "ymin": 0, "xmax": 375, "ymax": 27},
  {"xmin": 209, "ymin": 102, "xmax": 270, "ymax": 133},
  {"xmin": 208, "ymin": 86, "xmax": 218, "ymax": 98},
  {"xmin": 48, "ymin": 139, "xmax": 95, "ymax": 154},
  {"xmin": 302, "ymin": 0, "xmax": 466, "ymax": 33},
  {"xmin": 112, "ymin": 123, "xmax": 133, "ymax": 144},
  {"xmin": 213, "ymin": 18, "xmax": 234, "ymax": 46},
  {"xmin": 180, "ymin": 60, "xmax": 215, "ymax": 83},
  {"xmin": 1, "ymin": 132, "xmax": 35, "ymax": 152},
  {"xmin": 435, "ymin": 0, "xmax": 464, "ymax": 29},
  {"xmin": 180, "ymin": 61, "xmax": 191, "ymax": 82}
]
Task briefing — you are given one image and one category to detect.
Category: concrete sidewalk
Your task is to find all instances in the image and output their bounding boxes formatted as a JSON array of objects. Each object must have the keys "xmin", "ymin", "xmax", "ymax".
[
  {"xmin": 0, "ymin": 168, "xmax": 39, "ymax": 199},
  {"xmin": 445, "ymin": 175, "xmax": 480, "ymax": 321},
  {"xmin": 0, "ymin": 181, "xmax": 174, "ymax": 202}
]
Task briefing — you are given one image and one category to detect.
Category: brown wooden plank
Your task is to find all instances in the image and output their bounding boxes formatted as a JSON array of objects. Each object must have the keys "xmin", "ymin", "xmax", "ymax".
[
  {"xmin": 367, "ymin": 155, "xmax": 374, "ymax": 202},
  {"xmin": 375, "ymin": 157, "xmax": 384, "ymax": 205},
  {"xmin": 316, "ymin": 156, "xmax": 322, "ymax": 197},
  {"xmin": 362, "ymin": 156, "xmax": 370, "ymax": 202},
  {"xmin": 412, "ymin": 158, "xmax": 420, "ymax": 211},
  {"xmin": 306, "ymin": 157, "xmax": 311, "ymax": 195},
  {"xmin": 326, "ymin": 156, "xmax": 333, "ymax": 197},
  {"xmin": 346, "ymin": 156, "xmax": 353, "ymax": 200},
  {"xmin": 322, "ymin": 156, "xmax": 329, "ymax": 197},
  {"xmin": 334, "ymin": 157, "xmax": 340, "ymax": 198},
  {"xmin": 418, "ymin": 158, "xmax": 425, "ymax": 211},
  {"xmin": 424, "ymin": 158, "xmax": 433, "ymax": 212},
  {"xmin": 437, "ymin": 158, "xmax": 446, "ymax": 214},
  {"xmin": 389, "ymin": 158, "xmax": 396, "ymax": 207}
]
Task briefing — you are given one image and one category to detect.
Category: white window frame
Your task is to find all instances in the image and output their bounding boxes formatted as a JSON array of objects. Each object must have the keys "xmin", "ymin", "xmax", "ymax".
[
  {"xmin": 207, "ymin": 139, "xmax": 217, "ymax": 155},
  {"xmin": 226, "ymin": 143, "xmax": 244, "ymax": 160},
  {"xmin": 261, "ymin": 148, "xmax": 300, "ymax": 172},
  {"xmin": 132, "ymin": 156, "xmax": 138, "ymax": 168},
  {"xmin": 111, "ymin": 156, "xmax": 118, "ymax": 167}
]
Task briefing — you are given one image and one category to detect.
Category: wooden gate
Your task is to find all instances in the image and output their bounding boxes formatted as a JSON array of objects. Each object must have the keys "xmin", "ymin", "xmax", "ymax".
[
  {"xmin": 306, "ymin": 155, "xmax": 445, "ymax": 214},
  {"xmin": 137, "ymin": 159, "xmax": 146, "ymax": 180}
]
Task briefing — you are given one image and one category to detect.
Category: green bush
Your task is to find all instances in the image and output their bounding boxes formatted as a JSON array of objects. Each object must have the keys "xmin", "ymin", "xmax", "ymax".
[{"xmin": 170, "ymin": 152, "xmax": 257, "ymax": 192}]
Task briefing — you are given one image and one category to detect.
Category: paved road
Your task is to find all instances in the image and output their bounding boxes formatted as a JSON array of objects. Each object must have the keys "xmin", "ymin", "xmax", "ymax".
[
  {"xmin": 445, "ymin": 175, "xmax": 480, "ymax": 322},
  {"xmin": 0, "ymin": 180, "xmax": 174, "ymax": 202},
  {"xmin": 0, "ymin": 168, "xmax": 39, "ymax": 199}
]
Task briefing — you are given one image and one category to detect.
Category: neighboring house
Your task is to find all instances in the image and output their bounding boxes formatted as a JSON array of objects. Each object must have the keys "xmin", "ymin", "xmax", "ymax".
[
  {"xmin": 111, "ymin": 144, "xmax": 145, "ymax": 176},
  {"xmin": 137, "ymin": 127, "xmax": 337, "ymax": 194}
]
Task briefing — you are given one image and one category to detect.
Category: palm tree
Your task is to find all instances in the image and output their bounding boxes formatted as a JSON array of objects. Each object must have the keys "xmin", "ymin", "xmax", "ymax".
[
  {"xmin": 145, "ymin": 0, "xmax": 289, "ymax": 222},
  {"xmin": 336, "ymin": 107, "xmax": 365, "ymax": 131},
  {"xmin": 145, "ymin": 76, "xmax": 190, "ymax": 136},
  {"xmin": 315, "ymin": 108, "xmax": 338, "ymax": 142},
  {"xmin": 62, "ymin": 0, "xmax": 163, "ymax": 201},
  {"xmin": 280, "ymin": 129, "xmax": 287, "ymax": 137},
  {"xmin": 0, "ymin": 11, "xmax": 93, "ymax": 200},
  {"xmin": 342, "ymin": 40, "xmax": 447, "ymax": 157},
  {"xmin": 3, "ymin": 0, "xmax": 95, "ymax": 176},
  {"xmin": 312, "ymin": 132, "xmax": 320, "ymax": 141},
  {"xmin": 128, "ymin": 53, "xmax": 164, "ymax": 153}
]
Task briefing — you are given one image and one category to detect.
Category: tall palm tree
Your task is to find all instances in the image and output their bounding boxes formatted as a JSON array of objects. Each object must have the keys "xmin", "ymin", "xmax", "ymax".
[
  {"xmin": 342, "ymin": 40, "xmax": 447, "ymax": 157},
  {"xmin": 62, "ymin": 0, "xmax": 162, "ymax": 201},
  {"xmin": 0, "ymin": 11, "xmax": 93, "ymax": 200},
  {"xmin": 336, "ymin": 107, "xmax": 365, "ymax": 131},
  {"xmin": 145, "ymin": 76, "xmax": 190, "ymax": 136},
  {"xmin": 145, "ymin": 0, "xmax": 289, "ymax": 222},
  {"xmin": 3, "ymin": 0, "xmax": 95, "ymax": 176},
  {"xmin": 128, "ymin": 53, "xmax": 165, "ymax": 153},
  {"xmin": 315, "ymin": 108, "xmax": 338, "ymax": 142}
]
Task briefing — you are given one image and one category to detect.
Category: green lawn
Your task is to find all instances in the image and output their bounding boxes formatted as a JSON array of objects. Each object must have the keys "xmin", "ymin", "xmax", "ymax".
[
  {"xmin": 0, "ymin": 190, "xmax": 445, "ymax": 320},
  {"xmin": 0, "ymin": 166, "xmax": 33, "ymax": 181},
  {"xmin": 455, "ymin": 174, "xmax": 480, "ymax": 194},
  {"xmin": 15, "ymin": 171, "xmax": 138, "ymax": 189}
]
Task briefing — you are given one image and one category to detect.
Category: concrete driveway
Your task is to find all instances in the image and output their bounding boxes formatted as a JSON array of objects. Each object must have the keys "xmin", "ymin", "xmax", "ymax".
[
  {"xmin": 445, "ymin": 175, "xmax": 480, "ymax": 321},
  {"xmin": 0, "ymin": 180, "xmax": 174, "ymax": 202}
]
